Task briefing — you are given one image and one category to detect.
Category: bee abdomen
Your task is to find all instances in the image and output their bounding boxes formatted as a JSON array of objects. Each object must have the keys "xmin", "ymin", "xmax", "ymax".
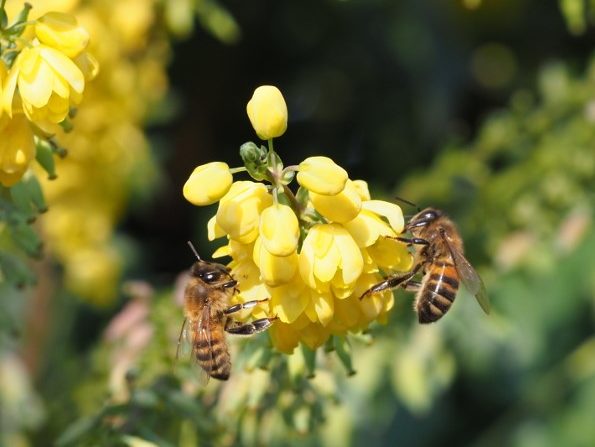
[
  {"xmin": 416, "ymin": 266, "xmax": 460, "ymax": 324},
  {"xmin": 194, "ymin": 336, "xmax": 231, "ymax": 380}
]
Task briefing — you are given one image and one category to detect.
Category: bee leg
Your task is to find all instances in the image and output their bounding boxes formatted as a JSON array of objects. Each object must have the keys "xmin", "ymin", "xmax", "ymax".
[
  {"xmin": 225, "ymin": 317, "xmax": 278, "ymax": 335},
  {"xmin": 224, "ymin": 299, "xmax": 270, "ymax": 315},
  {"xmin": 395, "ymin": 237, "xmax": 430, "ymax": 246},
  {"xmin": 360, "ymin": 263, "xmax": 423, "ymax": 299},
  {"xmin": 403, "ymin": 280, "xmax": 421, "ymax": 292}
]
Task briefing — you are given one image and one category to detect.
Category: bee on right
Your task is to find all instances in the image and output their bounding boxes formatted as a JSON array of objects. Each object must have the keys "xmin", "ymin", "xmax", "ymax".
[{"xmin": 361, "ymin": 207, "xmax": 490, "ymax": 323}]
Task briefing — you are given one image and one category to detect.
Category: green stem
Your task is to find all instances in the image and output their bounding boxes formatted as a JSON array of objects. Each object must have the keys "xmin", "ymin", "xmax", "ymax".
[
  {"xmin": 282, "ymin": 184, "xmax": 304, "ymax": 221},
  {"xmin": 229, "ymin": 167, "xmax": 247, "ymax": 175},
  {"xmin": 267, "ymin": 138, "xmax": 274, "ymax": 154}
]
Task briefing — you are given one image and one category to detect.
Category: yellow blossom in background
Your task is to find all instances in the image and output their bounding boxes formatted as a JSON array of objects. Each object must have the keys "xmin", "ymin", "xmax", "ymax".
[
  {"xmin": 1, "ymin": 0, "xmax": 168, "ymax": 304},
  {"xmin": 0, "ymin": 115, "xmax": 35, "ymax": 187},
  {"xmin": 185, "ymin": 85, "xmax": 413, "ymax": 352},
  {"xmin": 0, "ymin": 62, "xmax": 5, "ymax": 119},
  {"xmin": 3, "ymin": 45, "xmax": 85, "ymax": 125},
  {"xmin": 246, "ymin": 85, "xmax": 288, "ymax": 140},
  {"xmin": 35, "ymin": 12, "xmax": 90, "ymax": 58},
  {"xmin": 183, "ymin": 162, "xmax": 233, "ymax": 205}
]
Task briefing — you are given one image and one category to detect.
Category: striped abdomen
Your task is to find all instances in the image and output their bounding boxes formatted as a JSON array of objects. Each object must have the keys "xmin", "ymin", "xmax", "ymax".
[
  {"xmin": 193, "ymin": 321, "xmax": 231, "ymax": 380},
  {"xmin": 415, "ymin": 260, "xmax": 460, "ymax": 324}
]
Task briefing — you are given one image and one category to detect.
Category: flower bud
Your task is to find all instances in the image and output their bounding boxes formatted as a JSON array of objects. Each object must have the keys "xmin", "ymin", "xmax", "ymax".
[
  {"xmin": 296, "ymin": 156, "xmax": 348, "ymax": 195},
  {"xmin": 259, "ymin": 204, "xmax": 299, "ymax": 256},
  {"xmin": 246, "ymin": 85, "xmax": 288, "ymax": 140},
  {"xmin": 183, "ymin": 162, "xmax": 233, "ymax": 206},
  {"xmin": 239, "ymin": 141, "xmax": 269, "ymax": 181}
]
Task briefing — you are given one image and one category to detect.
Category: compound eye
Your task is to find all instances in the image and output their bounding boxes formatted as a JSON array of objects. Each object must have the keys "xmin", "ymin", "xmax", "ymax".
[
  {"xmin": 201, "ymin": 271, "xmax": 219, "ymax": 283},
  {"xmin": 422, "ymin": 210, "xmax": 437, "ymax": 221}
]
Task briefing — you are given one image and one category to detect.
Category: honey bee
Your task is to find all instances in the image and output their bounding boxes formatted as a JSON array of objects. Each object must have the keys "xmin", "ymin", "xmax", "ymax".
[
  {"xmin": 362, "ymin": 207, "xmax": 490, "ymax": 323},
  {"xmin": 177, "ymin": 242, "xmax": 275, "ymax": 380}
]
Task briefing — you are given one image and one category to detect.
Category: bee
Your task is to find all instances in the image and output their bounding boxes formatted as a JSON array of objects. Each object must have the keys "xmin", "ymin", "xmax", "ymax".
[
  {"xmin": 177, "ymin": 242, "xmax": 275, "ymax": 380},
  {"xmin": 362, "ymin": 207, "xmax": 490, "ymax": 323}
]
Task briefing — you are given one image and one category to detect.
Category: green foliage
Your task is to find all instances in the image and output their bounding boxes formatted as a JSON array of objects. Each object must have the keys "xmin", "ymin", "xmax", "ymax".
[{"xmin": 2, "ymin": 1, "xmax": 595, "ymax": 446}]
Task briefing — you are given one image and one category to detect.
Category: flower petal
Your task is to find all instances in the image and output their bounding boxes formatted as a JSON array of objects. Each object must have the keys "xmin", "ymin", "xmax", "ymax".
[{"xmin": 362, "ymin": 200, "xmax": 405, "ymax": 233}]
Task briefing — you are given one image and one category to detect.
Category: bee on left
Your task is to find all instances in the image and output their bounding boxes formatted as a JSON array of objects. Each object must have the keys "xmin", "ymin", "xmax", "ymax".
[{"xmin": 178, "ymin": 242, "xmax": 275, "ymax": 381}]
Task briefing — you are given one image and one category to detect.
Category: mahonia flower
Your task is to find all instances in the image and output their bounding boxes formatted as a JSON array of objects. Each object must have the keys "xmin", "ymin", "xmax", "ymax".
[
  {"xmin": 0, "ymin": 114, "xmax": 36, "ymax": 187},
  {"xmin": 296, "ymin": 156, "xmax": 348, "ymax": 195},
  {"xmin": 2, "ymin": 11, "xmax": 95, "ymax": 127},
  {"xmin": 184, "ymin": 85, "xmax": 414, "ymax": 354},
  {"xmin": 35, "ymin": 12, "xmax": 90, "ymax": 58},
  {"xmin": 183, "ymin": 162, "xmax": 233, "ymax": 205},
  {"xmin": 246, "ymin": 85, "xmax": 287, "ymax": 140}
]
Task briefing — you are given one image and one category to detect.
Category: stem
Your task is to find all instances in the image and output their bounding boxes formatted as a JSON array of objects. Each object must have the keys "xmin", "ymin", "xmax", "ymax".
[
  {"xmin": 272, "ymin": 186, "xmax": 279, "ymax": 205},
  {"xmin": 229, "ymin": 167, "xmax": 247, "ymax": 175},
  {"xmin": 267, "ymin": 139, "xmax": 274, "ymax": 154},
  {"xmin": 282, "ymin": 184, "xmax": 304, "ymax": 221}
]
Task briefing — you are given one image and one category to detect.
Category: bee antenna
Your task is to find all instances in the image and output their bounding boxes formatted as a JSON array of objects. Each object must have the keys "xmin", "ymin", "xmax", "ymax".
[
  {"xmin": 394, "ymin": 196, "xmax": 421, "ymax": 212},
  {"xmin": 187, "ymin": 241, "xmax": 202, "ymax": 261}
]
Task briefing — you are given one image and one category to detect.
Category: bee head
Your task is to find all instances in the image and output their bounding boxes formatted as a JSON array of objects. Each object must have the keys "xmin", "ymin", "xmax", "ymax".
[
  {"xmin": 408, "ymin": 207, "xmax": 442, "ymax": 229},
  {"xmin": 190, "ymin": 261, "xmax": 237, "ymax": 289}
]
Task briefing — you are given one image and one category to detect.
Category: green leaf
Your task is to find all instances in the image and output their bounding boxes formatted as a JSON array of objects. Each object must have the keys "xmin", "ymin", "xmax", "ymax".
[
  {"xmin": 0, "ymin": 251, "xmax": 35, "ymax": 286},
  {"xmin": 301, "ymin": 344, "xmax": 317, "ymax": 378},
  {"xmin": 55, "ymin": 415, "xmax": 101, "ymax": 447},
  {"xmin": 0, "ymin": 7, "xmax": 8, "ymax": 30},
  {"xmin": 10, "ymin": 220, "xmax": 42, "ymax": 258},
  {"xmin": 333, "ymin": 336, "xmax": 356, "ymax": 376},
  {"xmin": 9, "ymin": 181, "xmax": 35, "ymax": 221},
  {"xmin": 560, "ymin": 0, "xmax": 587, "ymax": 34},
  {"xmin": 4, "ymin": 2, "xmax": 31, "ymax": 37},
  {"xmin": 35, "ymin": 140, "xmax": 58, "ymax": 180}
]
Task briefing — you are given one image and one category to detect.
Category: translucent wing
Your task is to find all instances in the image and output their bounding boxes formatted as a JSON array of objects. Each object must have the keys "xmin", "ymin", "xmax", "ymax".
[
  {"xmin": 176, "ymin": 318, "xmax": 191, "ymax": 360},
  {"xmin": 442, "ymin": 232, "xmax": 490, "ymax": 314}
]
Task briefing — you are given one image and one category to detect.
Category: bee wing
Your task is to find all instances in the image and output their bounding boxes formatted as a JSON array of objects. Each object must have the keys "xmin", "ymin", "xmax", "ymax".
[
  {"xmin": 176, "ymin": 318, "xmax": 192, "ymax": 360},
  {"xmin": 442, "ymin": 233, "xmax": 490, "ymax": 315},
  {"xmin": 194, "ymin": 305, "xmax": 214, "ymax": 384}
]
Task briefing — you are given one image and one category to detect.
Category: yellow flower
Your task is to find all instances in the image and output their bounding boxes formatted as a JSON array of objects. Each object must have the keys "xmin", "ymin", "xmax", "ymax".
[
  {"xmin": 309, "ymin": 180, "xmax": 362, "ymax": 223},
  {"xmin": 0, "ymin": 114, "xmax": 35, "ymax": 187},
  {"xmin": 185, "ymin": 85, "xmax": 418, "ymax": 353},
  {"xmin": 298, "ymin": 223, "xmax": 363, "ymax": 292},
  {"xmin": 215, "ymin": 181, "xmax": 273, "ymax": 244},
  {"xmin": 259, "ymin": 203, "xmax": 299, "ymax": 256},
  {"xmin": 3, "ymin": 45, "xmax": 85, "ymax": 124},
  {"xmin": 35, "ymin": 12, "xmax": 90, "ymax": 58},
  {"xmin": 64, "ymin": 247, "xmax": 121, "ymax": 306},
  {"xmin": 253, "ymin": 237, "xmax": 298, "ymax": 286},
  {"xmin": 352, "ymin": 179, "xmax": 371, "ymax": 201},
  {"xmin": 269, "ymin": 278, "xmax": 309, "ymax": 324},
  {"xmin": 246, "ymin": 85, "xmax": 287, "ymax": 140},
  {"xmin": 296, "ymin": 156, "xmax": 348, "ymax": 195},
  {"xmin": 183, "ymin": 162, "xmax": 233, "ymax": 206},
  {"xmin": 0, "ymin": 62, "xmax": 5, "ymax": 119}
]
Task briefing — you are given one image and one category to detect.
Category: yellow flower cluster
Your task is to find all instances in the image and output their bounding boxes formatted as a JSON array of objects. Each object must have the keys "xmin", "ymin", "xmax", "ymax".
[
  {"xmin": 184, "ymin": 86, "xmax": 413, "ymax": 353},
  {"xmin": 3, "ymin": 0, "xmax": 168, "ymax": 304},
  {"xmin": 0, "ymin": 6, "xmax": 96, "ymax": 186}
]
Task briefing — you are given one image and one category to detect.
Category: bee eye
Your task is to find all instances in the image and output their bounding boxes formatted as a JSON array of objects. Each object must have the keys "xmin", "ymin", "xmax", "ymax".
[{"xmin": 202, "ymin": 272, "xmax": 218, "ymax": 283}]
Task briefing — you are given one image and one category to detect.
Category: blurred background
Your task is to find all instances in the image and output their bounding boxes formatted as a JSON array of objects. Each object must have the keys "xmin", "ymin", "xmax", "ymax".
[{"xmin": 1, "ymin": 0, "xmax": 595, "ymax": 446}]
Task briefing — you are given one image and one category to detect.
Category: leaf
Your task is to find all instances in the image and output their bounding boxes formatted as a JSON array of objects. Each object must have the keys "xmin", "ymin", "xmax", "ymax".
[{"xmin": 55, "ymin": 415, "xmax": 101, "ymax": 447}]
